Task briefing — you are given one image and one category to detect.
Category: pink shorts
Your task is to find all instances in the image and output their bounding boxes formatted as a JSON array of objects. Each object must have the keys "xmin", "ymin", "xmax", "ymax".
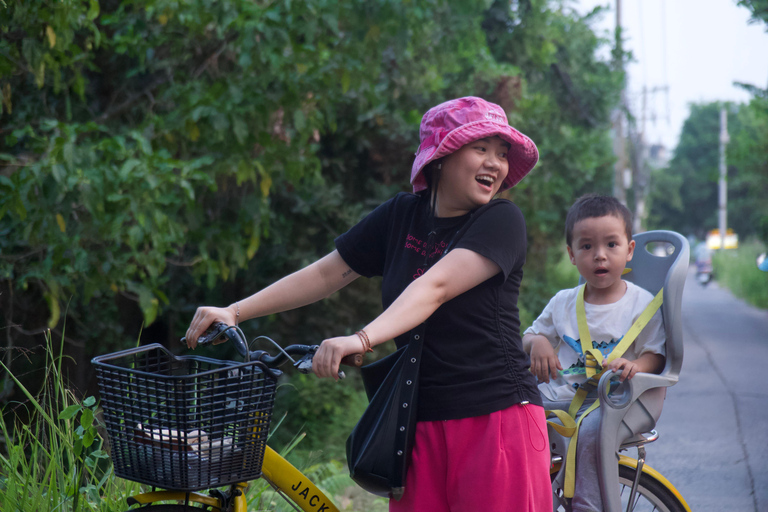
[{"xmin": 389, "ymin": 403, "xmax": 552, "ymax": 512}]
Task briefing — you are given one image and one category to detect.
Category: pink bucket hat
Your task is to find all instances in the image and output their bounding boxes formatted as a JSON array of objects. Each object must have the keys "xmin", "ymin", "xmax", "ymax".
[{"xmin": 410, "ymin": 96, "xmax": 539, "ymax": 193}]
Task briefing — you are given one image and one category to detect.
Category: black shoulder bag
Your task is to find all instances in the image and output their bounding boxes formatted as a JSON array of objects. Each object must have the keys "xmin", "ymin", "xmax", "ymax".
[{"xmin": 345, "ymin": 200, "xmax": 503, "ymax": 500}]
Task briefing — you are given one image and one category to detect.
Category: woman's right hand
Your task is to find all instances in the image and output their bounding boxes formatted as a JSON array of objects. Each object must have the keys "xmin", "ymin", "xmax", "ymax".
[{"xmin": 185, "ymin": 305, "xmax": 237, "ymax": 349}]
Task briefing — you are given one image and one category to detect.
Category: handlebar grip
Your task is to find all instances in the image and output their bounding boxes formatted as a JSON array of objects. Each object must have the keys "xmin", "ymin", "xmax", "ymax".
[
  {"xmin": 341, "ymin": 353, "xmax": 364, "ymax": 367},
  {"xmin": 180, "ymin": 321, "xmax": 231, "ymax": 347}
]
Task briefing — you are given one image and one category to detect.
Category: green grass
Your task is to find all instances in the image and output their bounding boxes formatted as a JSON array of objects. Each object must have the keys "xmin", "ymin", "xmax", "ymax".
[
  {"xmin": 0, "ymin": 332, "xmax": 142, "ymax": 511},
  {"xmin": 712, "ymin": 239, "xmax": 768, "ymax": 309},
  {"xmin": 0, "ymin": 333, "xmax": 386, "ymax": 511}
]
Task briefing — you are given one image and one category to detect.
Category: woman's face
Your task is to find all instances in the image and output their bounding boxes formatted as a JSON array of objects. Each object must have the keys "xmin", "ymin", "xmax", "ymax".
[{"xmin": 435, "ymin": 136, "xmax": 510, "ymax": 217}]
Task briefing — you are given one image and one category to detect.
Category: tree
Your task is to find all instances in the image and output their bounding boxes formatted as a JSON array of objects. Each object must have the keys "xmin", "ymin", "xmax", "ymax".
[
  {"xmin": 647, "ymin": 98, "xmax": 768, "ymax": 244},
  {"xmin": 482, "ymin": 0, "xmax": 625, "ymax": 316},
  {"xmin": 0, "ymin": 0, "xmax": 501, "ymax": 394},
  {"xmin": 0, "ymin": 0, "xmax": 625, "ymax": 404},
  {"xmin": 729, "ymin": 90, "xmax": 768, "ymax": 244},
  {"xmin": 738, "ymin": 0, "xmax": 768, "ymax": 29}
]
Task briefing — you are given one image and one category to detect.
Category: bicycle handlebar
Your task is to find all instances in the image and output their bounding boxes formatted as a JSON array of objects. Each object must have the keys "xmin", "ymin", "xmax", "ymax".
[{"xmin": 180, "ymin": 322, "xmax": 363, "ymax": 378}]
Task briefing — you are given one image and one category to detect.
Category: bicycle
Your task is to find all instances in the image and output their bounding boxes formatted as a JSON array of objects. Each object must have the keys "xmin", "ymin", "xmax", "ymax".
[
  {"xmin": 93, "ymin": 323, "xmax": 361, "ymax": 512},
  {"xmin": 94, "ymin": 323, "xmax": 691, "ymax": 512},
  {"xmin": 549, "ymin": 406, "xmax": 692, "ymax": 512}
]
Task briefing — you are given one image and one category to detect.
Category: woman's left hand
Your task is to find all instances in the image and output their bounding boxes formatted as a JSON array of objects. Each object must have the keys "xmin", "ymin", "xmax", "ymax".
[{"xmin": 313, "ymin": 335, "xmax": 363, "ymax": 380}]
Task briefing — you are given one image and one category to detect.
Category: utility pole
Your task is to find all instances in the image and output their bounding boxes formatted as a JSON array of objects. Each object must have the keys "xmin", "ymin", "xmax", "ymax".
[
  {"xmin": 633, "ymin": 84, "xmax": 670, "ymax": 233},
  {"xmin": 718, "ymin": 107, "xmax": 729, "ymax": 250},
  {"xmin": 612, "ymin": 0, "xmax": 627, "ymax": 205}
]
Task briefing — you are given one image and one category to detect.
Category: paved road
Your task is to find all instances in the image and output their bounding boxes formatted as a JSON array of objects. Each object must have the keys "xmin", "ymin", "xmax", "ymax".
[{"xmin": 647, "ymin": 268, "xmax": 768, "ymax": 512}]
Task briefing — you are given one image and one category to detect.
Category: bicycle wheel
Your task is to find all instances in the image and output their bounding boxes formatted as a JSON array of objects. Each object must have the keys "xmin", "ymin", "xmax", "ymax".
[{"xmin": 617, "ymin": 465, "xmax": 687, "ymax": 512}]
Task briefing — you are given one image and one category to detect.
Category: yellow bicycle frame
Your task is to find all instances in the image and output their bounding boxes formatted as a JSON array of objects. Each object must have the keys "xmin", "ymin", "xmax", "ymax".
[
  {"xmin": 125, "ymin": 446, "xmax": 338, "ymax": 512},
  {"xmin": 260, "ymin": 445, "xmax": 339, "ymax": 512}
]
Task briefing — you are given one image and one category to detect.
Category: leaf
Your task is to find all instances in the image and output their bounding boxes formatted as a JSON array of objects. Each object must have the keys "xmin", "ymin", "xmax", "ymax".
[
  {"xmin": 56, "ymin": 213, "xmax": 66, "ymax": 233},
  {"xmin": 44, "ymin": 291, "xmax": 61, "ymax": 328},
  {"xmin": 120, "ymin": 158, "xmax": 141, "ymax": 179},
  {"xmin": 82, "ymin": 428, "xmax": 96, "ymax": 448},
  {"xmin": 180, "ymin": 179, "xmax": 195, "ymax": 200},
  {"xmin": 293, "ymin": 109, "xmax": 306, "ymax": 131},
  {"xmin": 87, "ymin": 0, "xmax": 100, "ymax": 21},
  {"xmin": 83, "ymin": 396, "xmax": 96, "ymax": 407},
  {"xmin": 59, "ymin": 404, "xmax": 81, "ymax": 420},
  {"xmin": 233, "ymin": 116, "xmax": 248, "ymax": 145},
  {"xmin": 247, "ymin": 234, "xmax": 260, "ymax": 259},
  {"xmin": 341, "ymin": 71, "xmax": 351, "ymax": 94},
  {"xmin": 35, "ymin": 62, "xmax": 46, "ymax": 89},
  {"xmin": 129, "ymin": 283, "xmax": 160, "ymax": 325},
  {"xmin": 260, "ymin": 172, "xmax": 272, "ymax": 198},
  {"xmin": 186, "ymin": 120, "xmax": 201, "ymax": 141},
  {"xmin": 46, "ymin": 26, "xmax": 56, "ymax": 49},
  {"xmin": 81, "ymin": 408, "xmax": 94, "ymax": 429}
]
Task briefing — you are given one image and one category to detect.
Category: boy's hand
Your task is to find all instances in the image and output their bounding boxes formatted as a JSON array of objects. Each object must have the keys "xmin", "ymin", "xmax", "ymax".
[
  {"xmin": 604, "ymin": 353, "xmax": 665, "ymax": 382},
  {"xmin": 604, "ymin": 357, "xmax": 639, "ymax": 382},
  {"xmin": 529, "ymin": 336, "xmax": 562, "ymax": 383}
]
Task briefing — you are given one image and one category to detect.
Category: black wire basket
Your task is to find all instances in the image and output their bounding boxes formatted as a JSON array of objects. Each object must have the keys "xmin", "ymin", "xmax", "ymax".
[{"xmin": 93, "ymin": 343, "xmax": 278, "ymax": 490}]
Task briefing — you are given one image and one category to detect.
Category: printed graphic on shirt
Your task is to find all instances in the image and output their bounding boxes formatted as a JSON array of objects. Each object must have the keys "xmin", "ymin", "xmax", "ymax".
[
  {"xmin": 559, "ymin": 334, "xmax": 624, "ymax": 377},
  {"xmin": 404, "ymin": 234, "xmax": 428, "ymax": 256},
  {"xmin": 404, "ymin": 232, "xmax": 448, "ymax": 280}
]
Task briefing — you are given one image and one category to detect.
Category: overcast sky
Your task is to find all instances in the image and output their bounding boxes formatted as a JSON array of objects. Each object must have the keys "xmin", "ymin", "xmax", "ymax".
[{"xmin": 574, "ymin": 0, "xmax": 768, "ymax": 149}]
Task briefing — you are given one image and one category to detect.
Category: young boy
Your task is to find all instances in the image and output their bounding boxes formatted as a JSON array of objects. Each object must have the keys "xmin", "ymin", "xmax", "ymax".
[{"xmin": 523, "ymin": 194, "xmax": 666, "ymax": 512}]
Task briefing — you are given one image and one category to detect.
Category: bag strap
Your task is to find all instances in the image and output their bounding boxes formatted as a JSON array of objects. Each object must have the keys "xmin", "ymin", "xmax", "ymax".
[
  {"xmin": 443, "ymin": 199, "xmax": 506, "ymax": 255},
  {"xmin": 391, "ymin": 200, "xmax": 505, "ymax": 493}
]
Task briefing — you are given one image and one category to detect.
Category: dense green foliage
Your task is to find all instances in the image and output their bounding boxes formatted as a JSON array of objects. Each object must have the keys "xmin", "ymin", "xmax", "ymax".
[{"xmin": 1, "ymin": 0, "xmax": 624, "ymax": 462}]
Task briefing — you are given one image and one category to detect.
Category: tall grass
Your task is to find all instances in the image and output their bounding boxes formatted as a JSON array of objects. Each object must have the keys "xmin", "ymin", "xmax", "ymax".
[
  {"xmin": 712, "ymin": 239, "xmax": 768, "ymax": 309},
  {"xmin": 0, "ymin": 333, "xmax": 383, "ymax": 511},
  {"xmin": 0, "ymin": 332, "xmax": 142, "ymax": 511}
]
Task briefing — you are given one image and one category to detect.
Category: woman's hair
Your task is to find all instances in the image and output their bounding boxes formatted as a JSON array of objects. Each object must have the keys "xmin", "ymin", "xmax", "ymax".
[
  {"xmin": 420, "ymin": 159, "xmax": 442, "ymax": 207},
  {"xmin": 565, "ymin": 194, "xmax": 633, "ymax": 247}
]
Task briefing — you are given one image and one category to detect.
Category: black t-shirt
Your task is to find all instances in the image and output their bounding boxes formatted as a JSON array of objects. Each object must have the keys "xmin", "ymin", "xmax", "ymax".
[{"xmin": 335, "ymin": 192, "xmax": 542, "ymax": 421}]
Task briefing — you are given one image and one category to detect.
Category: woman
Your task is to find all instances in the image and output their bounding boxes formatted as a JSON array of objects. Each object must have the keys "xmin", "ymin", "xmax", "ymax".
[{"xmin": 186, "ymin": 97, "xmax": 552, "ymax": 511}]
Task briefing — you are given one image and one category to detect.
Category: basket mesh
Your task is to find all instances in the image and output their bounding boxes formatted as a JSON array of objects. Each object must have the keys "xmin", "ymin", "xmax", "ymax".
[{"xmin": 94, "ymin": 344, "xmax": 277, "ymax": 490}]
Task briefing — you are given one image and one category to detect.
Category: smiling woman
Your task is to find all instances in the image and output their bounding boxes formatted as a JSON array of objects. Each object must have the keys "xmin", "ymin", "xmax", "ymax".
[{"xmin": 185, "ymin": 96, "xmax": 552, "ymax": 510}]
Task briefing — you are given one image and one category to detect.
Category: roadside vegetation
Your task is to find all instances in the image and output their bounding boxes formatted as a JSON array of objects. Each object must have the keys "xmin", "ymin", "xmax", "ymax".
[
  {"xmin": 2, "ymin": 0, "xmax": 626, "ymax": 471},
  {"xmin": 0, "ymin": 333, "xmax": 384, "ymax": 511},
  {"xmin": 712, "ymin": 240, "xmax": 768, "ymax": 309}
]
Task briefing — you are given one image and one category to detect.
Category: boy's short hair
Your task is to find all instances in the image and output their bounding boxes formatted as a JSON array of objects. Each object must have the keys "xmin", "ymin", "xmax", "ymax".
[{"xmin": 565, "ymin": 194, "xmax": 633, "ymax": 247}]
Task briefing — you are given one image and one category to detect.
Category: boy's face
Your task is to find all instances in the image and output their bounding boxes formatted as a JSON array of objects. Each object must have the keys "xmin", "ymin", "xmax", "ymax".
[{"xmin": 567, "ymin": 214, "xmax": 635, "ymax": 298}]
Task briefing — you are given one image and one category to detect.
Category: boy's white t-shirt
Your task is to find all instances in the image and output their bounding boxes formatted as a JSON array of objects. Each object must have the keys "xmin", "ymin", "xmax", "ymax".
[{"xmin": 524, "ymin": 281, "xmax": 666, "ymax": 401}]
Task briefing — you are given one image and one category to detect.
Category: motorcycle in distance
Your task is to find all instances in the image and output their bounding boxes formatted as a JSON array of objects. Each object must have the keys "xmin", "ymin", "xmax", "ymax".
[{"xmin": 694, "ymin": 242, "xmax": 714, "ymax": 286}]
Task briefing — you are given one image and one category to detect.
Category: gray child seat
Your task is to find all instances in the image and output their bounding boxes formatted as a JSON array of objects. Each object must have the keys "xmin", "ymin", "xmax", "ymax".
[{"xmin": 549, "ymin": 230, "xmax": 689, "ymax": 512}]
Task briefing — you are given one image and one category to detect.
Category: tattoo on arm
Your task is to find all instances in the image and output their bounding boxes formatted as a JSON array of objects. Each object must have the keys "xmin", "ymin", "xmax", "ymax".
[{"xmin": 341, "ymin": 268, "xmax": 353, "ymax": 279}]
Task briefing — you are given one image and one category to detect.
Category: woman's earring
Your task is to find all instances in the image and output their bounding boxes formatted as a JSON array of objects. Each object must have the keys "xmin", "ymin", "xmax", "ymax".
[{"xmin": 437, "ymin": 163, "xmax": 442, "ymax": 170}]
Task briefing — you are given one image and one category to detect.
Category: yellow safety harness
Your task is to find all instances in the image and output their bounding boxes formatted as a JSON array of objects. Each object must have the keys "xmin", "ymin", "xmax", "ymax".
[{"xmin": 547, "ymin": 275, "xmax": 664, "ymax": 498}]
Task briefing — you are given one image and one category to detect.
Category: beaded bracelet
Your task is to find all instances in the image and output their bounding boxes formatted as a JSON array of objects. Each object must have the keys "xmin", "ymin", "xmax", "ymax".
[{"xmin": 356, "ymin": 329, "xmax": 373, "ymax": 353}]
